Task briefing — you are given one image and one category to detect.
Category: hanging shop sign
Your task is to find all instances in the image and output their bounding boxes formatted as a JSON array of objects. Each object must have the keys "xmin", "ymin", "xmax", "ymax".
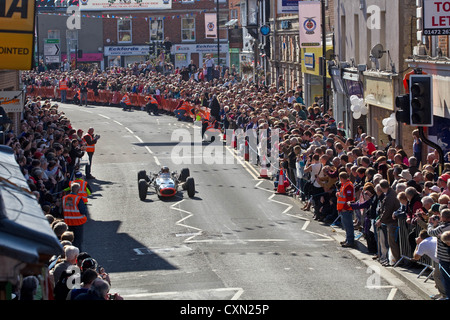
[{"xmin": 0, "ymin": 0, "xmax": 36, "ymax": 70}]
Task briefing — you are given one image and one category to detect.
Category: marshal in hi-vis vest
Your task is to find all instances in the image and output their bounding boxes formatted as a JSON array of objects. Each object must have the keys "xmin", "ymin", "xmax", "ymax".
[
  {"xmin": 336, "ymin": 180, "xmax": 355, "ymax": 211},
  {"xmin": 82, "ymin": 133, "xmax": 95, "ymax": 153},
  {"xmin": 69, "ymin": 179, "xmax": 88, "ymax": 203},
  {"xmin": 63, "ymin": 194, "xmax": 87, "ymax": 226}
]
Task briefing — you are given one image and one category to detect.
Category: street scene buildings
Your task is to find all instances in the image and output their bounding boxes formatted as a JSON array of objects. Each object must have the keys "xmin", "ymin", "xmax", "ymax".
[{"xmin": 1, "ymin": 0, "xmax": 450, "ymax": 304}]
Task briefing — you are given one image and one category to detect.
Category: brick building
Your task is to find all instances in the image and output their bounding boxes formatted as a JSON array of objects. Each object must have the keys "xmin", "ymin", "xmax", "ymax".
[{"xmin": 101, "ymin": 0, "xmax": 229, "ymax": 70}]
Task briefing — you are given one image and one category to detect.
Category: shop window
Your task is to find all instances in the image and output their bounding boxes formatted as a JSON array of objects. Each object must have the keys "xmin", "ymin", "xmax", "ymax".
[
  {"xmin": 181, "ymin": 18, "xmax": 195, "ymax": 42},
  {"xmin": 118, "ymin": 18, "xmax": 132, "ymax": 43},
  {"xmin": 48, "ymin": 30, "xmax": 60, "ymax": 39},
  {"xmin": 149, "ymin": 19, "xmax": 164, "ymax": 41},
  {"xmin": 66, "ymin": 29, "xmax": 78, "ymax": 53}
]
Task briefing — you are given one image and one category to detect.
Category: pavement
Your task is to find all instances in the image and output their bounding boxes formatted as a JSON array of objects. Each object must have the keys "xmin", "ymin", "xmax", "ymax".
[{"xmin": 288, "ymin": 192, "xmax": 439, "ymax": 300}]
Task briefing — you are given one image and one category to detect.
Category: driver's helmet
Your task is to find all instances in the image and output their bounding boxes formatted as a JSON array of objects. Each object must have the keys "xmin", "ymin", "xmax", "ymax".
[{"xmin": 161, "ymin": 166, "xmax": 170, "ymax": 173}]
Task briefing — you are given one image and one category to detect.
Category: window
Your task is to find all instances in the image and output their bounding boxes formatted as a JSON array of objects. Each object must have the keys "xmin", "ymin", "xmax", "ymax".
[
  {"xmin": 181, "ymin": 18, "xmax": 195, "ymax": 42},
  {"xmin": 149, "ymin": 19, "xmax": 164, "ymax": 41},
  {"xmin": 66, "ymin": 29, "xmax": 78, "ymax": 52},
  {"xmin": 48, "ymin": 30, "xmax": 60, "ymax": 39},
  {"xmin": 54, "ymin": 0, "xmax": 68, "ymax": 7},
  {"xmin": 230, "ymin": 9, "xmax": 238, "ymax": 20},
  {"xmin": 118, "ymin": 18, "xmax": 132, "ymax": 43}
]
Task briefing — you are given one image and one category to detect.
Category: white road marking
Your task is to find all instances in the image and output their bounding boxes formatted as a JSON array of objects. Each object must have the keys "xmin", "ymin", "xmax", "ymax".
[
  {"xmin": 120, "ymin": 287, "xmax": 244, "ymax": 300},
  {"xmin": 114, "ymin": 120, "xmax": 123, "ymax": 126},
  {"xmin": 98, "ymin": 114, "xmax": 111, "ymax": 119},
  {"xmin": 387, "ymin": 288, "xmax": 398, "ymax": 300},
  {"xmin": 125, "ymin": 127, "xmax": 134, "ymax": 134}
]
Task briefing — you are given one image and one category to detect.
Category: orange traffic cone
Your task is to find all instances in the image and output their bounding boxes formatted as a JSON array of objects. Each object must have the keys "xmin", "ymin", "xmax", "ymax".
[
  {"xmin": 259, "ymin": 156, "xmax": 269, "ymax": 179},
  {"xmin": 276, "ymin": 169, "xmax": 286, "ymax": 194}
]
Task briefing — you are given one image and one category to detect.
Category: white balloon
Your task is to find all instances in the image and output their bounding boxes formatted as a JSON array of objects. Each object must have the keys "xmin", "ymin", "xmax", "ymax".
[
  {"xmin": 350, "ymin": 95, "xmax": 359, "ymax": 103},
  {"xmin": 382, "ymin": 118, "xmax": 390, "ymax": 126},
  {"xmin": 386, "ymin": 118, "xmax": 396, "ymax": 127},
  {"xmin": 357, "ymin": 98, "xmax": 365, "ymax": 107},
  {"xmin": 383, "ymin": 126, "xmax": 394, "ymax": 136},
  {"xmin": 390, "ymin": 113, "xmax": 396, "ymax": 119},
  {"xmin": 352, "ymin": 104, "xmax": 361, "ymax": 113},
  {"xmin": 391, "ymin": 130, "xmax": 397, "ymax": 139},
  {"xmin": 360, "ymin": 105, "xmax": 369, "ymax": 115},
  {"xmin": 353, "ymin": 112, "xmax": 362, "ymax": 119}
]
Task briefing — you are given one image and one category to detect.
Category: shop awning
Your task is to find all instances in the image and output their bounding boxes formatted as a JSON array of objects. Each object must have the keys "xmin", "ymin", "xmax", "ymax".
[
  {"xmin": 224, "ymin": 19, "xmax": 238, "ymax": 27},
  {"xmin": 0, "ymin": 146, "xmax": 63, "ymax": 265}
]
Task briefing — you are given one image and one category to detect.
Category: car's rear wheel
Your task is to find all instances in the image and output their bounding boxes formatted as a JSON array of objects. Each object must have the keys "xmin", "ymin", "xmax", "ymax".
[
  {"xmin": 138, "ymin": 179, "xmax": 148, "ymax": 201},
  {"xmin": 186, "ymin": 177, "xmax": 195, "ymax": 198}
]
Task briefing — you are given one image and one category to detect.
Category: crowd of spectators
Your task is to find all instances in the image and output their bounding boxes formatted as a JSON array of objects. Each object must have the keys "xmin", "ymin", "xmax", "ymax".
[
  {"xmin": 12, "ymin": 61, "xmax": 450, "ymax": 300},
  {"xmin": 5, "ymin": 96, "xmax": 119, "ymax": 300}
]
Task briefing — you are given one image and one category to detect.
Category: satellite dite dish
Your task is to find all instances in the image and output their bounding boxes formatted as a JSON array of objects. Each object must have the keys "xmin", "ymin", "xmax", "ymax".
[{"xmin": 370, "ymin": 43, "xmax": 386, "ymax": 59}]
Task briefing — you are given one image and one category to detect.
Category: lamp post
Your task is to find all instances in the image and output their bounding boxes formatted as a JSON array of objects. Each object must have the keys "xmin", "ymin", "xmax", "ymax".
[
  {"xmin": 321, "ymin": 0, "xmax": 328, "ymax": 112},
  {"xmin": 246, "ymin": 0, "xmax": 259, "ymax": 84}
]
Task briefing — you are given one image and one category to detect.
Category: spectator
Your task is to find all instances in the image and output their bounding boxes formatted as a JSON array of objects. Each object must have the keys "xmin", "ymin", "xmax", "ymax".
[
  {"xmin": 376, "ymin": 179, "xmax": 401, "ymax": 266},
  {"xmin": 74, "ymin": 278, "xmax": 123, "ymax": 300},
  {"xmin": 19, "ymin": 276, "xmax": 39, "ymax": 300},
  {"xmin": 427, "ymin": 208, "xmax": 450, "ymax": 299},
  {"xmin": 50, "ymin": 245, "xmax": 79, "ymax": 287},
  {"xmin": 413, "ymin": 230, "xmax": 446, "ymax": 299},
  {"xmin": 67, "ymin": 268, "xmax": 99, "ymax": 300}
]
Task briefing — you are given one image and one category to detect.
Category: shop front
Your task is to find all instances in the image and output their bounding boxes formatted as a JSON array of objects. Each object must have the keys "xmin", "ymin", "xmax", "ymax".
[
  {"xmin": 172, "ymin": 43, "xmax": 229, "ymax": 71},
  {"xmin": 62, "ymin": 53, "xmax": 104, "ymax": 71},
  {"xmin": 104, "ymin": 45, "xmax": 151, "ymax": 68},
  {"xmin": 363, "ymin": 72, "xmax": 399, "ymax": 149},
  {"xmin": 300, "ymin": 45, "xmax": 332, "ymax": 108}
]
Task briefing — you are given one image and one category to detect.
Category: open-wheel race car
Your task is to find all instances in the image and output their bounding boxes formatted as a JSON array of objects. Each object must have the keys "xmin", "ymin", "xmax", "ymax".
[{"xmin": 138, "ymin": 166, "xmax": 195, "ymax": 201}]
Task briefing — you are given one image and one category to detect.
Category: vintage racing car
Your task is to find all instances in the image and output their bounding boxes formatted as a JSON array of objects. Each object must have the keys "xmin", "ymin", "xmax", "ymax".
[{"xmin": 138, "ymin": 166, "xmax": 195, "ymax": 201}]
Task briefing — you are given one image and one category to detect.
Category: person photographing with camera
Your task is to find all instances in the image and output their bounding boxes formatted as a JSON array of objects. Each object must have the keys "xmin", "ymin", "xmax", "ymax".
[{"xmin": 82, "ymin": 127, "xmax": 100, "ymax": 180}]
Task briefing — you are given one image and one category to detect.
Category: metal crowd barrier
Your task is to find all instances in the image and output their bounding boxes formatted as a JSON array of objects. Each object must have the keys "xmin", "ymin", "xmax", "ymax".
[{"xmin": 395, "ymin": 215, "xmax": 434, "ymax": 282}]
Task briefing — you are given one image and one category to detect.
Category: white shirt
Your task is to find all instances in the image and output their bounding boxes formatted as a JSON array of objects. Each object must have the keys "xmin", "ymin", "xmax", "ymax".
[
  {"xmin": 310, "ymin": 163, "xmax": 323, "ymax": 188},
  {"xmin": 416, "ymin": 237, "xmax": 438, "ymax": 263}
]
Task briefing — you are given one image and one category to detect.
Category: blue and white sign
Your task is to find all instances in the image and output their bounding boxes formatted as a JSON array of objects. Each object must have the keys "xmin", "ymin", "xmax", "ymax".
[{"xmin": 277, "ymin": 0, "xmax": 299, "ymax": 14}]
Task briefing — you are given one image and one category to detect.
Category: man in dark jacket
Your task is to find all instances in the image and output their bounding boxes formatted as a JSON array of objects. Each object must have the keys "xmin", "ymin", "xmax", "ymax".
[
  {"xmin": 376, "ymin": 179, "xmax": 401, "ymax": 266},
  {"xmin": 208, "ymin": 89, "xmax": 221, "ymax": 121}
]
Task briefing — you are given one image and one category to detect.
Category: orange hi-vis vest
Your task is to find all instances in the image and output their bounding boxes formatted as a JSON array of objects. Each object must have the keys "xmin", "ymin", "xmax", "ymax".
[
  {"xmin": 336, "ymin": 180, "xmax": 355, "ymax": 211},
  {"xmin": 62, "ymin": 194, "xmax": 87, "ymax": 226},
  {"xmin": 148, "ymin": 96, "xmax": 158, "ymax": 104},
  {"xmin": 82, "ymin": 133, "xmax": 95, "ymax": 153},
  {"xmin": 59, "ymin": 80, "xmax": 68, "ymax": 90},
  {"xmin": 122, "ymin": 94, "xmax": 131, "ymax": 105},
  {"xmin": 69, "ymin": 179, "xmax": 88, "ymax": 203},
  {"xmin": 206, "ymin": 120, "xmax": 217, "ymax": 131}
]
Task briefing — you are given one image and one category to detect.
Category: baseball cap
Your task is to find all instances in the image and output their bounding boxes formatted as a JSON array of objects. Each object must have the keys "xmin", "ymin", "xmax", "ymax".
[
  {"xmin": 75, "ymin": 172, "xmax": 83, "ymax": 178},
  {"xmin": 431, "ymin": 203, "xmax": 440, "ymax": 213},
  {"xmin": 439, "ymin": 173, "xmax": 450, "ymax": 182},
  {"xmin": 430, "ymin": 185, "xmax": 441, "ymax": 193}
]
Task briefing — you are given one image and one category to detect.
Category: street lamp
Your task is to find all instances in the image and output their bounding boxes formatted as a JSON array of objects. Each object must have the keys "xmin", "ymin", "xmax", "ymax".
[{"xmin": 246, "ymin": 0, "xmax": 260, "ymax": 84}]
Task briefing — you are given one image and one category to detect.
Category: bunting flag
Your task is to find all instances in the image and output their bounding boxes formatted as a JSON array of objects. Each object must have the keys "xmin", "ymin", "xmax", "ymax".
[{"xmin": 36, "ymin": 10, "xmax": 207, "ymax": 21}]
